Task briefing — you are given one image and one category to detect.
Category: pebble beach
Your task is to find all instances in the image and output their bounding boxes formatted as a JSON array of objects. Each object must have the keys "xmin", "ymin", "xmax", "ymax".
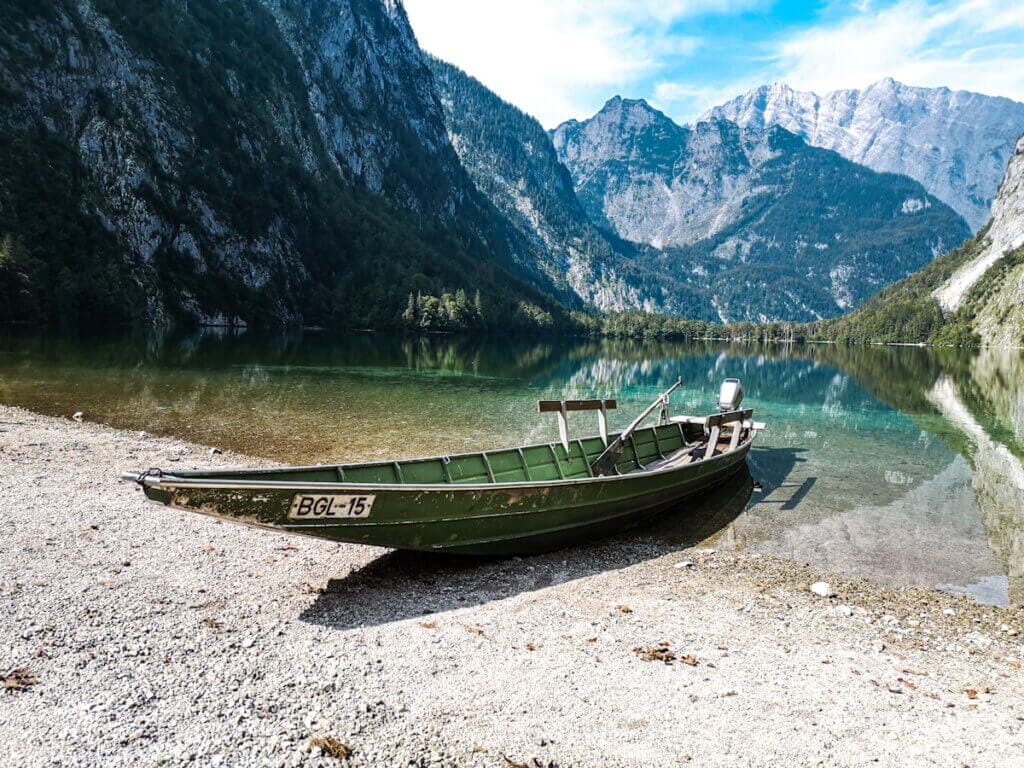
[{"xmin": 1, "ymin": 404, "xmax": 1022, "ymax": 767}]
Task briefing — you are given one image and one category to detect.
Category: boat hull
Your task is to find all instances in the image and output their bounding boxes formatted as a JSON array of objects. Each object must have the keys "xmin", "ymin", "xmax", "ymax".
[{"xmin": 139, "ymin": 439, "xmax": 753, "ymax": 555}]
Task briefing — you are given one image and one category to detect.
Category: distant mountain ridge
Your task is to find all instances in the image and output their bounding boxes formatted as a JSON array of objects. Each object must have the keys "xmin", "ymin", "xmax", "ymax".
[
  {"xmin": 706, "ymin": 79, "xmax": 1024, "ymax": 231},
  {"xmin": 552, "ymin": 97, "xmax": 971, "ymax": 322},
  {"xmin": 427, "ymin": 59, "xmax": 650, "ymax": 312},
  {"xmin": 806, "ymin": 132, "xmax": 1024, "ymax": 347}
]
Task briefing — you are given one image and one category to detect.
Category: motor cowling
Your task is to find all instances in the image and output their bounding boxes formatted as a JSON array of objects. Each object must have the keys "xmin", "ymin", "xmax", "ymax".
[{"xmin": 717, "ymin": 378, "xmax": 744, "ymax": 412}]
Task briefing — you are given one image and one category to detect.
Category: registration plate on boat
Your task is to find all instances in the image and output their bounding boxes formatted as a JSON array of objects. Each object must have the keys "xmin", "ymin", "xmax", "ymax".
[{"xmin": 288, "ymin": 494, "xmax": 375, "ymax": 520}]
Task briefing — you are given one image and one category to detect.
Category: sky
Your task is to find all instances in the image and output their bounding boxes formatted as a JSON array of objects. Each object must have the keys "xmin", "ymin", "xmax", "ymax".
[{"xmin": 401, "ymin": 0, "xmax": 1024, "ymax": 128}]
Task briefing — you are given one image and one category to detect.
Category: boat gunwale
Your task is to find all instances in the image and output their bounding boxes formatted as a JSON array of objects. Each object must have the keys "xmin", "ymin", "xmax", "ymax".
[{"xmin": 124, "ymin": 432, "xmax": 756, "ymax": 494}]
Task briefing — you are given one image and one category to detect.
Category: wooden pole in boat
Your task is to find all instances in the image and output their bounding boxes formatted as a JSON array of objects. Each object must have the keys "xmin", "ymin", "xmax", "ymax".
[{"xmin": 589, "ymin": 378, "xmax": 682, "ymax": 477}]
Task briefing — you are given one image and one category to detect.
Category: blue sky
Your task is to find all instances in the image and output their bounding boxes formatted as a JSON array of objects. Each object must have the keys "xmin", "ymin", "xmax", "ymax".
[{"xmin": 402, "ymin": 0, "xmax": 1024, "ymax": 127}]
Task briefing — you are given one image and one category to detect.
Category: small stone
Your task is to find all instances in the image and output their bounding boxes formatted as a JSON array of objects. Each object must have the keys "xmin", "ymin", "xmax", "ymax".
[
  {"xmin": 209, "ymin": 447, "xmax": 222, "ymax": 456},
  {"xmin": 810, "ymin": 581, "xmax": 833, "ymax": 598},
  {"xmin": 675, "ymin": 560, "xmax": 694, "ymax": 569},
  {"xmin": 943, "ymin": 608, "xmax": 956, "ymax": 617},
  {"xmin": 72, "ymin": 411, "xmax": 84, "ymax": 422},
  {"xmin": 837, "ymin": 604, "xmax": 854, "ymax": 617}
]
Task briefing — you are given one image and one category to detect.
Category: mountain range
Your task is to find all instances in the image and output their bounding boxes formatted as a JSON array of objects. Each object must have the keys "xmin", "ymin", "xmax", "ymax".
[
  {"xmin": 810, "ymin": 131, "xmax": 1024, "ymax": 346},
  {"xmin": 707, "ymin": 79, "xmax": 1024, "ymax": 232},
  {"xmin": 0, "ymin": 0, "xmax": 1019, "ymax": 338},
  {"xmin": 552, "ymin": 97, "xmax": 969, "ymax": 321},
  {"xmin": 427, "ymin": 57, "xmax": 676, "ymax": 314}
]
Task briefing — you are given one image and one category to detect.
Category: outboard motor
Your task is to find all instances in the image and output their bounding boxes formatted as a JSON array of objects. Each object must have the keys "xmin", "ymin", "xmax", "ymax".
[{"xmin": 717, "ymin": 378, "xmax": 744, "ymax": 412}]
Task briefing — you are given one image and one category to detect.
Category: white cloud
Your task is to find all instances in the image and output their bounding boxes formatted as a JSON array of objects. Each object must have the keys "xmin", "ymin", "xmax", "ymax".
[
  {"xmin": 769, "ymin": 0, "xmax": 1024, "ymax": 100},
  {"xmin": 404, "ymin": 0, "xmax": 1024, "ymax": 129},
  {"xmin": 647, "ymin": 0, "xmax": 1024, "ymax": 123},
  {"xmin": 653, "ymin": 82, "xmax": 743, "ymax": 112},
  {"xmin": 401, "ymin": 0, "xmax": 756, "ymax": 127}
]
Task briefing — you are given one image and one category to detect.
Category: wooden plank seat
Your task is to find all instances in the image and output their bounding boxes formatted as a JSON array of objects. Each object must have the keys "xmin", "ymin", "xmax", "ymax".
[
  {"xmin": 703, "ymin": 408, "xmax": 754, "ymax": 429},
  {"xmin": 537, "ymin": 399, "xmax": 617, "ymax": 412},
  {"xmin": 704, "ymin": 408, "xmax": 752, "ymax": 459},
  {"xmin": 538, "ymin": 398, "xmax": 617, "ymax": 450}
]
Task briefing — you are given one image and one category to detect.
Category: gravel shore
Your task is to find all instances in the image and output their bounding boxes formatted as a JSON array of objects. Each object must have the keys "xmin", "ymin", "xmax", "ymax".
[{"xmin": 1, "ymin": 405, "xmax": 1022, "ymax": 767}]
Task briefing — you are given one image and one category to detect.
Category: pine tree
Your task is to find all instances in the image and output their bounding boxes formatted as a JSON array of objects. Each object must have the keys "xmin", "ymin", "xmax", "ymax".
[{"xmin": 401, "ymin": 292, "xmax": 416, "ymax": 327}]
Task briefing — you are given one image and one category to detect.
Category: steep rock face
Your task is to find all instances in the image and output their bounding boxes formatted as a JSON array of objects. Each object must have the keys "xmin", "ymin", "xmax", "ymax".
[
  {"xmin": 0, "ymin": 0, "xmax": 555, "ymax": 329},
  {"xmin": 428, "ymin": 60, "xmax": 701, "ymax": 314},
  {"xmin": 708, "ymin": 79, "xmax": 1024, "ymax": 231},
  {"xmin": 934, "ymin": 134, "xmax": 1024, "ymax": 346},
  {"xmin": 553, "ymin": 98, "xmax": 753, "ymax": 248},
  {"xmin": 552, "ymin": 98, "xmax": 971, "ymax": 322},
  {"xmin": 263, "ymin": 0, "xmax": 472, "ymax": 224}
]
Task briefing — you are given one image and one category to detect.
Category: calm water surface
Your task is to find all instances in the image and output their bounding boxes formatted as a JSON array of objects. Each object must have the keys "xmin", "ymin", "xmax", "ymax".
[{"xmin": 1, "ymin": 330, "xmax": 1021, "ymax": 606}]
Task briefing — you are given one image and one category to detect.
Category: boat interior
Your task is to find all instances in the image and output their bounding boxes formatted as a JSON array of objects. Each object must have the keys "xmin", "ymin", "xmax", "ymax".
[{"xmin": 158, "ymin": 408, "xmax": 754, "ymax": 487}]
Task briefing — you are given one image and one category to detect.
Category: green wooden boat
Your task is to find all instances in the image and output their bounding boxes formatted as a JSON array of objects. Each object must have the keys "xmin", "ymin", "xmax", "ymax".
[{"xmin": 121, "ymin": 379, "xmax": 762, "ymax": 555}]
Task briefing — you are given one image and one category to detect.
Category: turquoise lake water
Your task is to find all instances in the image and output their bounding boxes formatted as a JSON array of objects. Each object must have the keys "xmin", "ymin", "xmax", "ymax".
[{"xmin": 1, "ymin": 330, "xmax": 1021, "ymax": 605}]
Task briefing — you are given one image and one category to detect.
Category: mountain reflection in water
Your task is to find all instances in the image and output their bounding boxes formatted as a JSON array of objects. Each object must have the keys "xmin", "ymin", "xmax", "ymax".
[{"xmin": 0, "ymin": 329, "xmax": 1020, "ymax": 605}]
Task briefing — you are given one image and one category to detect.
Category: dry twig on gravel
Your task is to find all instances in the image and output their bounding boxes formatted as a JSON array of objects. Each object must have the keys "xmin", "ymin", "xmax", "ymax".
[
  {"xmin": 3, "ymin": 667, "xmax": 38, "ymax": 692},
  {"xmin": 309, "ymin": 736, "xmax": 352, "ymax": 760}
]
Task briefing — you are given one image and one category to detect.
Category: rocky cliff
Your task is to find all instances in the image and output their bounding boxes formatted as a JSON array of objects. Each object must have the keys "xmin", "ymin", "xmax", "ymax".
[
  {"xmin": 707, "ymin": 79, "xmax": 1024, "ymax": 232},
  {"xmin": 0, "ymin": 0, "xmax": 559, "ymax": 330},
  {"xmin": 934, "ymin": 135, "xmax": 1024, "ymax": 346},
  {"xmin": 428, "ymin": 59, "xmax": 708, "ymax": 315}
]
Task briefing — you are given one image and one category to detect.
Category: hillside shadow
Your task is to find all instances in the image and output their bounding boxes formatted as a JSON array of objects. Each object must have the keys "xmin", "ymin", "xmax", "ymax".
[{"xmin": 299, "ymin": 458, "xmax": 788, "ymax": 631}]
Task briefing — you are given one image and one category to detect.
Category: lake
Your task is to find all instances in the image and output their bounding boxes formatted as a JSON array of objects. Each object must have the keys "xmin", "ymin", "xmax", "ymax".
[{"xmin": 1, "ymin": 329, "xmax": 1021, "ymax": 606}]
